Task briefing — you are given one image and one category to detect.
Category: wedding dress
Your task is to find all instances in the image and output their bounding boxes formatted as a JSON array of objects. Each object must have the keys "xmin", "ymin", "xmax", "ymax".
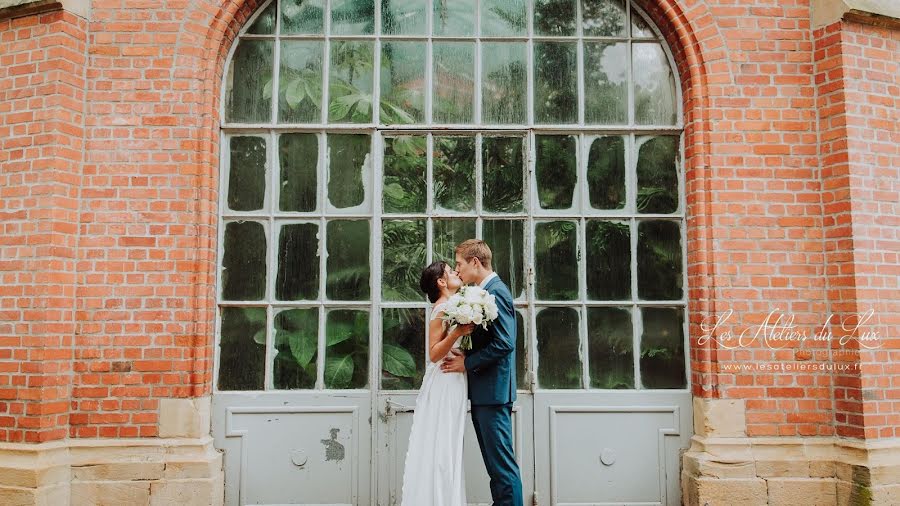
[{"xmin": 399, "ymin": 302, "xmax": 468, "ymax": 506}]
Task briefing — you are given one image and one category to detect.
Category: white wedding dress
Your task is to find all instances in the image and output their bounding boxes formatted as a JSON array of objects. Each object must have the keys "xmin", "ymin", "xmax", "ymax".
[{"xmin": 400, "ymin": 303, "xmax": 468, "ymax": 506}]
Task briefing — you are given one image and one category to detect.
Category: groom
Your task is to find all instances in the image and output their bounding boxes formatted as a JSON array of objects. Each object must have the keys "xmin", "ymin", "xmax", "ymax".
[{"xmin": 441, "ymin": 239, "xmax": 523, "ymax": 506}]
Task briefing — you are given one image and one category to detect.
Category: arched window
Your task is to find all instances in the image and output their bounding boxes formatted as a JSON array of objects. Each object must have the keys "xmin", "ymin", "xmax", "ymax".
[{"xmin": 216, "ymin": 0, "xmax": 685, "ymax": 393}]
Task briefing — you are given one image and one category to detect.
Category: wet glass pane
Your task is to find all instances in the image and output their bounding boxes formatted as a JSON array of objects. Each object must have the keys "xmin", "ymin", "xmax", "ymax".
[
  {"xmin": 433, "ymin": 43, "xmax": 475, "ymax": 124},
  {"xmin": 588, "ymin": 307, "xmax": 634, "ymax": 389},
  {"xmin": 382, "ymin": 0, "xmax": 426, "ymax": 35},
  {"xmin": 433, "ymin": 136, "xmax": 475, "ymax": 212},
  {"xmin": 536, "ymin": 307, "xmax": 582, "ymax": 389},
  {"xmin": 324, "ymin": 309, "xmax": 369, "ymax": 388},
  {"xmin": 433, "ymin": 219, "xmax": 476, "ymax": 264},
  {"xmin": 483, "ymin": 220, "xmax": 525, "ymax": 299},
  {"xmin": 515, "ymin": 309, "xmax": 526, "ymax": 387},
  {"xmin": 326, "ymin": 220, "xmax": 370, "ymax": 300},
  {"xmin": 247, "ymin": 1, "xmax": 276, "ymax": 34},
  {"xmin": 535, "ymin": 135, "xmax": 577, "ymax": 210},
  {"xmin": 481, "ymin": 0, "xmax": 526, "ymax": 36},
  {"xmin": 327, "ymin": 134, "xmax": 370, "ymax": 210},
  {"xmin": 586, "ymin": 220, "xmax": 630, "ymax": 300},
  {"xmin": 582, "ymin": 0, "xmax": 625, "ymax": 37},
  {"xmin": 281, "ymin": 0, "xmax": 324, "ymax": 34},
  {"xmin": 636, "ymin": 136, "xmax": 679, "ymax": 213},
  {"xmin": 534, "ymin": 221, "xmax": 578, "ymax": 300},
  {"xmin": 434, "ymin": 0, "xmax": 475, "ymax": 36},
  {"xmin": 222, "ymin": 221, "xmax": 266, "ymax": 301},
  {"xmin": 584, "ymin": 42, "xmax": 627, "ymax": 124},
  {"xmin": 631, "ymin": 9, "xmax": 654, "ymax": 37},
  {"xmin": 273, "ymin": 308, "xmax": 319, "ymax": 389},
  {"xmin": 226, "ymin": 40, "xmax": 273, "ymax": 123},
  {"xmin": 218, "ymin": 307, "xmax": 266, "ymax": 390},
  {"xmin": 382, "ymin": 308, "xmax": 426, "ymax": 389},
  {"xmin": 482, "ymin": 43, "xmax": 526, "ymax": 124},
  {"xmin": 587, "ymin": 136, "xmax": 625, "ymax": 210},
  {"xmin": 276, "ymin": 223, "xmax": 319, "ymax": 301},
  {"xmin": 278, "ymin": 41, "xmax": 323, "ymax": 123},
  {"xmin": 534, "ymin": 42, "xmax": 577, "ymax": 124},
  {"xmin": 640, "ymin": 307, "xmax": 685, "ymax": 389},
  {"xmin": 278, "ymin": 133, "xmax": 317, "ymax": 212},
  {"xmin": 482, "ymin": 136, "xmax": 524, "ymax": 213},
  {"xmin": 383, "ymin": 136, "xmax": 426, "ymax": 213},
  {"xmin": 382, "ymin": 220, "xmax": 426, "ymax": 301},
  {"xmin": 637, "ymin": 220, "xmax": 682, "ymax": 300},
  {"xmin": 633, "ymin": 43, "xmax": 677, "ymax": 125},
  {"xmin": 331, "ymin": 0, "xmax": 374, "ymax": 35},
  {"xmin": 228, "ymin": 136, "xmax": 267, "ymax": 212},
  {"xmin": 534, "ymin": 0, "xmax": 575, "ymax": 36},
  {"xmin": 328, "ymin": 41, "xmax": 375, "ymax": 123},
  {"xmin": 381, "ymin": 42, "xmax": 425, "ymax": 124}
]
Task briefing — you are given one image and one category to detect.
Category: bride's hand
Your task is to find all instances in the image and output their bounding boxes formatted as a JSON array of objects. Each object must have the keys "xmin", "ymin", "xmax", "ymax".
[{"xmin": 450, "ymin": 323, "xmax": 476, "ymax": 339}]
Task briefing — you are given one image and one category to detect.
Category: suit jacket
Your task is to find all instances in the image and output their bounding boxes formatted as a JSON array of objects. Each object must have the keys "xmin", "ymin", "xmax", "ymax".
[{"xmin": 464, "ymin": 276, "xmax": 517, "ymax": 405}]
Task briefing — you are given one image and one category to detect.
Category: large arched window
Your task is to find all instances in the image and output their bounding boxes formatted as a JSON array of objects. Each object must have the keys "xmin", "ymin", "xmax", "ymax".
[{"xmin": 216, "ymin": 0, "xmax": 685, "ymax": 393}]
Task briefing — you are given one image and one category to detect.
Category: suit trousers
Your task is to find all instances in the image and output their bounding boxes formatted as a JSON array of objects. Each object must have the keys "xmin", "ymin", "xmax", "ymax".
[{"xmin": 470, "ymin": 403, "xmax": 523, "ymax": 506}]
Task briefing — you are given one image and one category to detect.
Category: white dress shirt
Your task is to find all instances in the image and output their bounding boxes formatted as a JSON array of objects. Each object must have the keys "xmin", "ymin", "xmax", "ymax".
[{"xmin": 478, "ymin": 272, "xmax": 498, "ymax": 289}]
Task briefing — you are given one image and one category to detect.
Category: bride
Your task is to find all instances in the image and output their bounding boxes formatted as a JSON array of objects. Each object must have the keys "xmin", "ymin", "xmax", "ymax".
[{"xmin": 400, "ymin": 261, "xmax": 475, "ymax": 506}]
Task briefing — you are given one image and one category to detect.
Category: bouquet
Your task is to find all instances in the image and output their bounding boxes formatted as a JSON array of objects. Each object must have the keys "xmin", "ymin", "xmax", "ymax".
[{"xmin": 440, "ymin": 286, "xmax": 499, "ymax": 350}]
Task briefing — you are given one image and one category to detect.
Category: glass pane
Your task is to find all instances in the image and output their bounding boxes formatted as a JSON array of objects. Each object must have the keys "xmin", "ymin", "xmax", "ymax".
[
  {"xmin": 382, "ymin": 308, "xmax": 426, "ymax": 389},
  {"xmin": 536, "ymin": 307, "xmax": 582, "ymax": 389},
  {"xmin": 587, "ymin": 135, "xmax": 625, "ymax": 210},
  {"xmin": 481, "ymin": 0, "xmax": 526, "ymax": 36},
  {"xmin": 222, "ymin": 221, "xmax": 266, "ymax": 301},
  {"xmin": 534, "ymin": 0, "xmax": 575, "ymax": 36},
  {"xmin": 433, "ymin": 136, "xmax": 476, "ymax": 212},
  {"xmin": 247, "ymin": 1, "xmax": 276, "ymax": 34},
  {"xmin": 483, "ymin": 220, "xmax": 525, "ymax": 299},
  {"xmin": 381, "ymin": 42, "xmax": 425, "ymax": 124},
  {"xmin": 273, "ymin": 308, "xmax": 319, "ymax": 389},
  {"xmin": 633, "ymin": 43, "xmax": 677, "ymax": 125},
  {"xmin": 534, "ymin": 42, "xmax": 577, "ymax": 124},
  {"xmin": 383, "ymin": 136, "xmax": 426, "ymax": 213},
  {"xmin": 584, "ymin": 42, "xmax": 627, "ymax": 124},
  {"xmin": 382, "ymin": 0, "xmax": 427, "ymax": 35},
  {"xmin": 278, "ymin": 133, "xmax": 318, "ymax": 212},
  {"xmin": 636, "ymin": 136, "xmax": 679, "ymax": 213},
  {"xmin": 331, "ymin": 0, "xmax": 374, "ymax": 35},
  {"xmin": 433, "ymin": 42, "xmax": 475, "ymax": 124},
  {"xmin": 382, "ymin": 220, "xmax": 426, "ymax": 301},
  {"xmin": 324, "ymin": 309, "xmax": 369, "ymax": 388},
  {"xmin": 582, "ymin": 0, "xmax": 625, "ymax": 37},
  {"xmin": 327, "ymin": 134, "xmax": 370, "ymax": 210},
  {"xmin": 588, "ymin": 307, "xmax": 634, "ymax": 389},
  {"xmin": 281, "ymin": 0, "xmax": 324, "ymax": 34},
  {"xmin": 226, "ymin": 40, "xmax": 273, "ymax": 123},
  {"xmin": 586, "ymin": 220, "xmax": 630, "ymax": 300},
  {"xmin": 534, "ymin": 221, "xmax": 578, "ymax": 300},
  {"xmin": 640, "ymin": 307, "xmax": 686, "ymax": 389},
  {"xmin": 637, "ymin": 220, "xmax": 682, "ymax": 300},
  {"xmin": 515, "ymin": 309, "xmax": 526, "ymax": 387},
  {"xmin": 328, "ymin": 41, "xmax": 375, "ymax": 123},
  {"xmin": 279, "ymin": 41, "xmax": 323, "ymax": 123},
  {"xmin": 434, "ymin": 0, "xmax": 475, "ymax": 36},
  {"xmin": 218, "ymin": 307, "xmax": 266, "ymax": 390},
  {"xmin": 482, "ymin": 136, "xmax": 524, "ymax": 213},
  {"xmin": 631, "ymin": 9, "xmax": 654, "ymax": 37},
  {"xmin": 433, "ymin": 219, "xmax": 476, "ymax": 263},
  {"xmin": 535, "ymin": 135, "xmax": 577, "ymax": 210},
  {"xmin": 482, "ymin": 42, "xmax": 526, "ymax": 124},
  {"xmin": 228, "ymin": 136, "xmax": 267, "ymax": 212},
  {"xmin": 326, "ymin": 220, "xmax": 370, "ymax": 300},
  {"xmin": 276, "ymin": 223, "xmax": 319, "ymax": 301}
]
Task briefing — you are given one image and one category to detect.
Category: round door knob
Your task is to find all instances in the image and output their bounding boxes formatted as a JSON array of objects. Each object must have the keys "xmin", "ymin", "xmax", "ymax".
[
  {"xmin": 291, "ymin": 450, "xmax": 308, "ymax": 468},
  {"xmin": 600, "ymin": 448, "xmax": 616, "ymax": 466}
]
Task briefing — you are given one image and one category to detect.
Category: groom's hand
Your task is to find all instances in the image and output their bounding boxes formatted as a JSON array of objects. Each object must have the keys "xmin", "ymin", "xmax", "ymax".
[{"xmin": 440, "ymin": 349, "xmax": 466, "ymax": 373}]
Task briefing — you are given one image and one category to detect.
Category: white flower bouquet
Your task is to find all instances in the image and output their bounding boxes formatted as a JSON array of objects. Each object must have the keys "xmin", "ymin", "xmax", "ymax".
[{"xmin": 440, "ymin": 286, "xmax": 499, "ymax": 350}]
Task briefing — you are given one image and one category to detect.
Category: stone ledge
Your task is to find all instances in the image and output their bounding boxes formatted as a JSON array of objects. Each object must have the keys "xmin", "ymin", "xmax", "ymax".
[
  {"xmin": 813, "ymin": 0, "xmax": 900, "ymax": 29},
  {"xmin": 0, "ymin": 0, "xmax": 87, "ymax": 20}
]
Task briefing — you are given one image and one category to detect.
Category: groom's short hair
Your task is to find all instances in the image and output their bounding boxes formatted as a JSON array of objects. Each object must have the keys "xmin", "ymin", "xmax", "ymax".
[{"xmin": 455, "ymin": 239, "xmax": 492, "ymax": 269}]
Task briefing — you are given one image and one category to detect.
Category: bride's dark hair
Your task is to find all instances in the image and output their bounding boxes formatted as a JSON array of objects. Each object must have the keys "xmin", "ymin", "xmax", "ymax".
[{"xmin": 419, "ymin": 261, "xmax": 448, "ymax": 303}]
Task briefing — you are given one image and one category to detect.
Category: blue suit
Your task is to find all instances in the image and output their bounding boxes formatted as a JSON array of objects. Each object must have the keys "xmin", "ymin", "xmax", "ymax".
[{"xmin": 464, "ymin": 275, "xmax": 523, "ymax": 506}]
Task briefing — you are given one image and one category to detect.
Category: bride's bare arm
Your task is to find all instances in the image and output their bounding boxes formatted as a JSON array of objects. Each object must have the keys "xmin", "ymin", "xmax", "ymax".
[{"xmin": 428, "ymin": 312, "xmax": 474, "ymax": 364}]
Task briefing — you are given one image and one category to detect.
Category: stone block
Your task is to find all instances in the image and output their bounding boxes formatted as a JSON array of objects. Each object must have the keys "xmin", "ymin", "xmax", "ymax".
[
  {"xmin": 755, "ymin": 459, "xmax": 811, "ymax": 478},
  {"xmin": 693, "ymin": 397, "xmax": 747, "ymax": 437},
  {"xmin": 159, "ymin": 397, "xmax": 211, "ymax": 439},
  {"xmin": 71, "ymin": 481, "xmax": 151, "ymax": 506},
  {"xmin": 72, "ymin": 462, "xmax": 165, "ymax": 481},
  {"xmin": 150, "ymin": 479, "xmax": 218, "ymax": 506},
  {"xmin": 767, "ymin": 478, "xmax": 837, "ymax": 505},
  {"xmin": 692, "ymin": 477, "xmax": 768, "ymax": 506}
]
